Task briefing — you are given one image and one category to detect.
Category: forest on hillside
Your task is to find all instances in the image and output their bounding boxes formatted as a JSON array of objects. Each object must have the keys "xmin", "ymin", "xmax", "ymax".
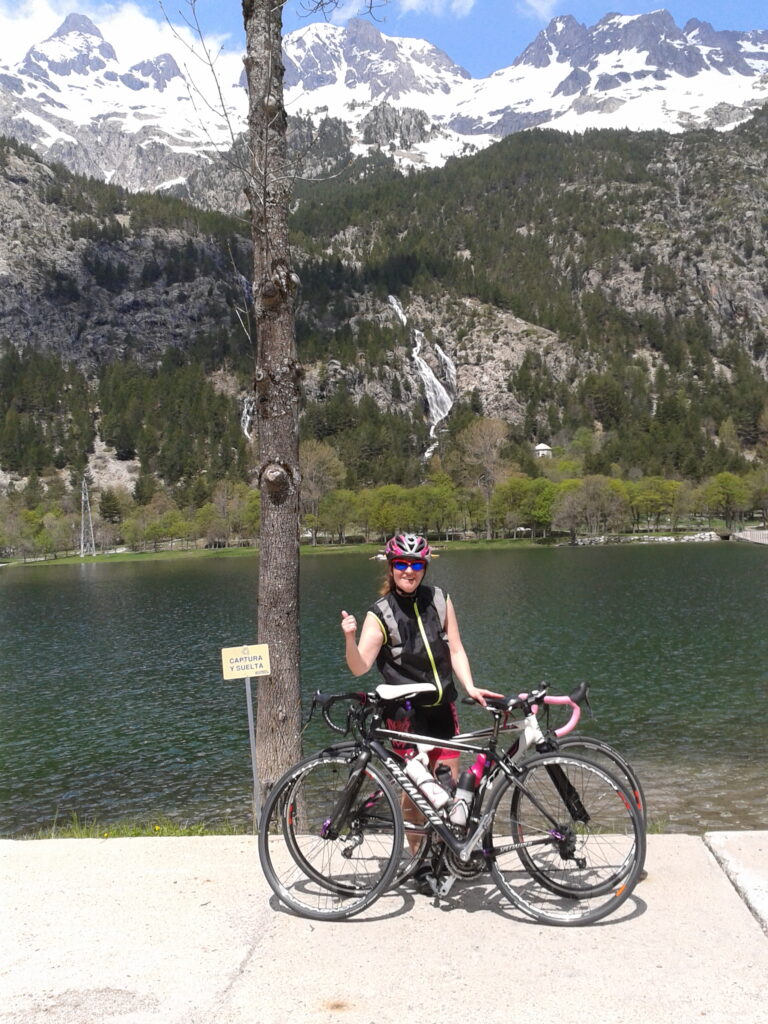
[
  {"xmin": 2, "ymin": 113, "xmax": 768, "ymax": 559},
  {"xmin": 1, "ymin": 344, "xmax": 767, "ymax": 561},
  {"xmin": 292, "ymin": 113, "xmax": 768, "ymax": 459}
]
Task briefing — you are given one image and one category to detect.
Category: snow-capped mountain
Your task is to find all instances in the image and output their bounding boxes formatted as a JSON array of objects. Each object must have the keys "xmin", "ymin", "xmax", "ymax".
[
  {"xmin": 282, "ymin": 10, "xmax": 768, "ymax": 164},
  {"xmin": 282, "ymin": 17, "xmax": 483, "ymax": 165},
  {"xmin": 0, "ymin": 12, "xmax": 242, "ymax": 191},
  {"xmin": 1, "ymin": 9, "xmax": 767, "ymax": 196},
  {"xmin": 469, "ymin": 11, "xmax": 768, "ymax": 137}
]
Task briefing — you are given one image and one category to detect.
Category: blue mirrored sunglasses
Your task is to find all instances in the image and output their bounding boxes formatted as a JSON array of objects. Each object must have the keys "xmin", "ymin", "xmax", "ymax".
[{"xmin": 391, "ymin": 559, "xmax": 426, "ymax": 572}]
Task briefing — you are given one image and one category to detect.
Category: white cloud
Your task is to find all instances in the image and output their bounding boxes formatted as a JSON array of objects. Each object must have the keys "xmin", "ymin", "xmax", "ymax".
[
  {"xmin": 448, "ymin": 0, "xmax": 475, "ymax": 14},
  {"xmin": 326, "ymin": 0, "xmax": 364, "ymax": 26},
  {"xmin": 516, "ymin": 0, "xmax": 558, "ymax": 20},
  {"xmin": 0, "ymin": 0, "xmax": 59, "ymax": 63}
]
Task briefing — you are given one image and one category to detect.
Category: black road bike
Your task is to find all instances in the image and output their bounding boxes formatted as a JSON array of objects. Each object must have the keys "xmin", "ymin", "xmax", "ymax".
[{"xmin": 258, "ymin": 682, "xmax": 646, "ymax": 925}]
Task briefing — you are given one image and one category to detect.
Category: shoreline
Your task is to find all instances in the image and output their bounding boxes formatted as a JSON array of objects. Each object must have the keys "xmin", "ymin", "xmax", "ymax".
[{"xmin": 2, "ymin": 528, "xmax": 758, "ymax": 571}]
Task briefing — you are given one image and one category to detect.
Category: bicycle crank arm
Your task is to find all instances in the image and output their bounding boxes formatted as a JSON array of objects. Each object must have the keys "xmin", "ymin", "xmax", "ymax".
[
  {"xmin": 424, "ymin": 873, "xmax": 458, "ymax": 897},
  {"xmin": 458, "ymin": 814, "xmax": 492, "ymax": 862}
]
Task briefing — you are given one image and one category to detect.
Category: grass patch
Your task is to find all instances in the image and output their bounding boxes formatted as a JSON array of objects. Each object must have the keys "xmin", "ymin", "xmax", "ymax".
[
  {"xmin": 3, "ymin": 526, "xmax": 737, "ymax": 572},
  {"xmin": 2, "ymin": 537, "xmax": 545, "ymax": 570},
  {"xmin": 16, "ymin": 813, "xmax": 252, "ymax": 839},
  {"xmin": 5, "ymin": 547, "xmax": 259, "ymax": 569},
  {"xmin": 644, "ymin": 814, "xmax": 672, "ymax": 834}
]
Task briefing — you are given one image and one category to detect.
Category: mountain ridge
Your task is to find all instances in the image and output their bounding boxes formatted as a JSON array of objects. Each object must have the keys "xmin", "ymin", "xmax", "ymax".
[{"xmin": 1, "ymin": 9, "xmax": 767, "ymax": 198}]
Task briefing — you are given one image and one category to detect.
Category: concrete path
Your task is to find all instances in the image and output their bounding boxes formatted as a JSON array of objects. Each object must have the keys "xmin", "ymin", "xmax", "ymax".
[{"xmin": 3, "ymin": 833, "xmax": 767, "ymax": 1024}]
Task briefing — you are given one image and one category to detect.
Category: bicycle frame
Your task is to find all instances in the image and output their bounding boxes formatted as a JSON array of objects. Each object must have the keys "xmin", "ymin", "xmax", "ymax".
[
  {"xmin": 327, "ymin": 701, "xmax": 581, "ymax": 866},
  {"xmin": 259, "ymin": 684, "xmax": 645, "ymax": 923}
]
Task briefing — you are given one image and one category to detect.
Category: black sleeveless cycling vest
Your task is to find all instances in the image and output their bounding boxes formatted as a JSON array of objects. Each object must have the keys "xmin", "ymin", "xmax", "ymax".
[{"xmin": 369, "ymin": 585, "xmax": 457, "ymax": 706}]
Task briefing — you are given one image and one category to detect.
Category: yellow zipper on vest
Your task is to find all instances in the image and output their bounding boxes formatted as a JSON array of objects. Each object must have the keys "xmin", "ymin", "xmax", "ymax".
[{"xmin": 414, "ymin": 601, "xmax": 443, "ymax": 706}]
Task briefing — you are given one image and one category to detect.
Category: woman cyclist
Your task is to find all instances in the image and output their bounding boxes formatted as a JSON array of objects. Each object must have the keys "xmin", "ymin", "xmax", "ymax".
[{"xmin": 340, "ymin": 532, "xmax": 501, "ymax": 787}]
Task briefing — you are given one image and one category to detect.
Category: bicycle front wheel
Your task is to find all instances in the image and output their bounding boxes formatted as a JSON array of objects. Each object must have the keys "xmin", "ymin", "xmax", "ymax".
[
  {"xmin": 488, "ymin": 753, "xmax": 645, "ymax": 926},
  {"xmin": 551, "ymin": 735, "xmax": 647, "ymax": 825},
  {"xmin": 258, "ymin": 751, "xmax": 403, "ymax": 920}
]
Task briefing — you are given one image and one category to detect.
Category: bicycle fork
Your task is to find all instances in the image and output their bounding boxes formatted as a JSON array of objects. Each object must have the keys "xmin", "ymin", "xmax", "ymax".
[{"xmin": 320, "ymin": 749, "xmax": 371, "ymax": 841}]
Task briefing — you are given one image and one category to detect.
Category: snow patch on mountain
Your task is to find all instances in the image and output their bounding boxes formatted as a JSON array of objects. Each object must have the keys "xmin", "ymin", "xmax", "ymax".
[
  {"xmin": 1, "ymin": 9, "xmax": 767, "ymax": 192},
  {"xmin": 280, "ymin": 11, "xmax": 768, "ymax": 165},
  {"xmin": 0, "ymin": 12, "xmax": 240, "ymax": 165}
]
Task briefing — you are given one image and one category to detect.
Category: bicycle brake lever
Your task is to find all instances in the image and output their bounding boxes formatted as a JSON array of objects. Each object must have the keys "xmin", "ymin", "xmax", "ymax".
[{"xmin": 300, "ymin": 695, "xmax": 318, "ymax": 736}]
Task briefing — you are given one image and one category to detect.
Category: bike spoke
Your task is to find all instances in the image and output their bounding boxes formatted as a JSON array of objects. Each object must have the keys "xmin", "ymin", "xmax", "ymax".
[
  {"xmin": 488, "ymin": 754, "xmax": 645, "ymax": 925},
  {"xmin": 258, "ymin": 753, "xmax": 403, "ymax": 920}
]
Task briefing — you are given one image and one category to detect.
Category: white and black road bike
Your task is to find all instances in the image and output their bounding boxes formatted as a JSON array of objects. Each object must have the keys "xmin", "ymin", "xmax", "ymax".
[{"xmin": 258, "ymin": 682, "xmax": 646, "ymax": 925}]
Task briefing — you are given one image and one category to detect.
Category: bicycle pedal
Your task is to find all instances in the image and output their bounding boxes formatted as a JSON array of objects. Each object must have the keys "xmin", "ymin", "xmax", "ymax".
[{"xmin": 427, "ymin": 873, "xmax": 457, "ymax": 897}]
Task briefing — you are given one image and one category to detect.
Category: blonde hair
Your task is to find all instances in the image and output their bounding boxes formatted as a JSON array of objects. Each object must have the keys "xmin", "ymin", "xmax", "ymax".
[{"xmin": 378, "ymin": 566, "xmax": 395, "ymax": 596}]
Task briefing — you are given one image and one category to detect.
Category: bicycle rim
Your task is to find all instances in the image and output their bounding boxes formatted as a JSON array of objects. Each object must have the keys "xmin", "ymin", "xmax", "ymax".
[
  {"xmin": 488, "ymin": 754, "xmax": 645, "ymax": 926},
  {"xmin": 258, "ymin": 752, "xmax": 403, "ymax": 920},
  {"xmin": 553, "ymin": 735, "xmax": 647, "ymax": 826},
  {"xmin": 279, "ymin": 750, "xmax": 428, "ymax": 888}
]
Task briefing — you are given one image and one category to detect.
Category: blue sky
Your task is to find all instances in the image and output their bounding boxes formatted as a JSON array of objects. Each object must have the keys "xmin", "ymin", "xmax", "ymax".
[
  {"xmin": 191, "ymin": 0, "xmax": 767, "ymax": 76},
  {"xmin": 0, "ymin": 1, "xmax": 765, "ymax": 78}
]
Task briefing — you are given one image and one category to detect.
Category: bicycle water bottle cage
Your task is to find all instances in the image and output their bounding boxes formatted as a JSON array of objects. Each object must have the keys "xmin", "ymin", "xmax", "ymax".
[{"xmin": 375, "ymin": 682, "xmax": 436, "ymax": 702}]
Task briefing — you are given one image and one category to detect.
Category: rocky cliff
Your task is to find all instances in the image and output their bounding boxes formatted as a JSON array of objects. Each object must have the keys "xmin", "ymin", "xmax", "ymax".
[{"xmin": 0, "ymin": 139, "xmax": 248, "ymax": 368}]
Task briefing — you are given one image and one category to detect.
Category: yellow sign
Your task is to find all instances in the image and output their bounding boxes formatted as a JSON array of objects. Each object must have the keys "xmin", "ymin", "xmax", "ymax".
[{"xmin": 221, "ymin": 644, "xmax": 271, "ymax": 680}]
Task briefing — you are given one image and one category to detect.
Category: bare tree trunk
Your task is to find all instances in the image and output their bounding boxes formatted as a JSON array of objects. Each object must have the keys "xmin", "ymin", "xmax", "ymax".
[{"xmin": 242, "ymin": 0, "xmax": 302, "ymax": 802}]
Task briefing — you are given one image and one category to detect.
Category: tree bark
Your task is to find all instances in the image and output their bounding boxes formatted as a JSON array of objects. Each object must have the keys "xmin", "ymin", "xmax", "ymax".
[{"xmin": 242, "ymin": 0, "xmax": 302, "ymax": 802}]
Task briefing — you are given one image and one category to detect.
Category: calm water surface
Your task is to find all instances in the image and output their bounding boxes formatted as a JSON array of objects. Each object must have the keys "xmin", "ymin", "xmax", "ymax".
[{"xmin": 1, "ymin": 543, "xmax": 766, "ymax": 835}]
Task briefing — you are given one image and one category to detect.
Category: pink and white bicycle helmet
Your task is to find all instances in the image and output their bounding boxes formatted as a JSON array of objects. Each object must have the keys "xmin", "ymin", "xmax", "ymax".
[{"xmin": 384, "ymin": 533, "xmax": 432, "ymax": 562}]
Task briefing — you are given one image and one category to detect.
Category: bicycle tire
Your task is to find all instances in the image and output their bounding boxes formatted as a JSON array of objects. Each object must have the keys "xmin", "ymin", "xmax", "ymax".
[
  {"xmin": 285, "ymin": 772, "xmax": 432, "ymax": 890},
  {"xmin": 266, "ymin": 747, "xmax": 430, "ymax": 889},
  {"xmin": 510, "ymin": 754, "xmax": 643, "ymax": 896},
  {"xmin": 550, "ymin": 735, "xmax": 647, "ymax": 825},
  {"xmin": 258, "ymin": 751, "xmax": 403, "ymax": 920},
  {"xmin": 487, "ymin": 753, "xmax": 645, "ymax": 926}
]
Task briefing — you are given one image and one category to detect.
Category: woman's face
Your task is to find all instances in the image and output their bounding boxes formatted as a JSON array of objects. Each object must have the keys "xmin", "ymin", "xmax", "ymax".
[{"xmin": 390, "ymin": 558, "xmax": 427, "ymax": 594}]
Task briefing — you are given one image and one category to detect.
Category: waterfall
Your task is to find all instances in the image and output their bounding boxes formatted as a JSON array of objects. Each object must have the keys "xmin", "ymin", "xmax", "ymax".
[
  {"xmin": 241, "ymin": 396, "xmax": 257, "ymax": 440},
  {"xmin": 435, "ymin": 342, "xmax": 457, "ymax": 392},
  {"xmin": 412, "ymin": 330, "xmax": 453, "ymax": 434},
  {"xmin": 388, "ymin": 295, "xmax": 408, "ymax": 328},
  {"xmin": 388, "ymin": 295, "xmax": 456, "ymax": 458}
]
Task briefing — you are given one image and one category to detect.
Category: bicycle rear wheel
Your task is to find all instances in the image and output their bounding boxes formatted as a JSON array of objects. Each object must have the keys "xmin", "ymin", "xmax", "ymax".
[
  {"xmin": 488, "ymin": 753, "xmax": 645, "ymax": 926},
  {"xmin": 258, "ymin": 751, "xmax": 403, "ymax": 920},
  {"xmin": 550, "ymin": 735, "xmax": 647, "ymax": 825},
  {"xmin": 269, "ymin": 748, "xmax": 429, "ymax": 889}
]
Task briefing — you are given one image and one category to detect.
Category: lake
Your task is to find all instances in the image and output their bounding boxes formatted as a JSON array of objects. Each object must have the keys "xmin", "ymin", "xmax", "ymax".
[{"xmin": 1, "ymin": 542, "xmax": 766, "ymax": 835}]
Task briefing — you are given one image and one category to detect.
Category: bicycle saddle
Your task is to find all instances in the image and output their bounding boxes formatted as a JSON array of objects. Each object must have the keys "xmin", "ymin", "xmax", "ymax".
[{"xmin": 375, "ymin": 682, "xmax": 436, "ymax": 702}]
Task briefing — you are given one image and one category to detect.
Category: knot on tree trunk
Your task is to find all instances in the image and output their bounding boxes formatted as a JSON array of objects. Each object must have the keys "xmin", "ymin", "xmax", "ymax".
[
  {"xmin": 258, "ymin": 261, "xmax": 300, "ymax": 309},
  {"xmin": 261, "ymin": 280, "xmax": 280, "ymax": 308},
  {"xmin": 263, "ymin": 92, "xmax": 282, "ymax": 118},
  {"xmin": 253, "ymin": 366, "xmax": 268, "ymax": 401},
  {"xmin": 253, "ymin": 360, "xmax": 302, "ymax": 411},
  {"xmin": 261, "ymin": 462, "xmax": 293, "ymax": 504}
]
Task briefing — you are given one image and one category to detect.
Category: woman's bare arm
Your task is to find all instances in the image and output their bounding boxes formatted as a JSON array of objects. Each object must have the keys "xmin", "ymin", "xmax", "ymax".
[{"xmin": 340, "ymin": 610, "xmax": 385, "ymax": 677}]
